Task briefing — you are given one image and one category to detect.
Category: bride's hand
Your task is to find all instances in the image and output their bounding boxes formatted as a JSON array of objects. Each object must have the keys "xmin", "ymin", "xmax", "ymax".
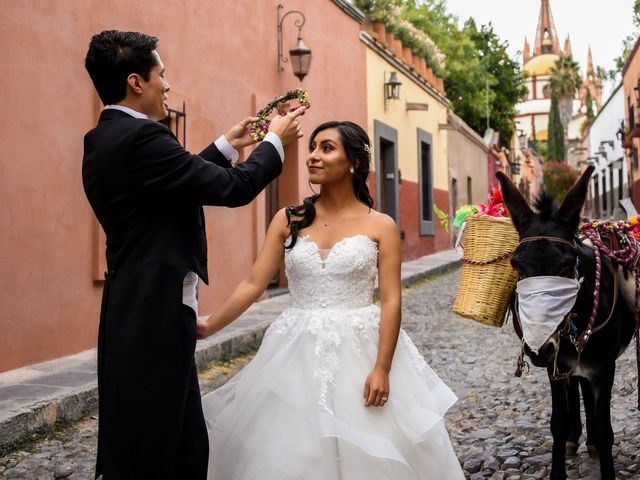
[
  {"xmin": 363, "ymin": 368, "xmax": 390, "ymax": 407},
  {"xmin": 196, "ymin": 317, "xmax": 216, "ymax": 340}
]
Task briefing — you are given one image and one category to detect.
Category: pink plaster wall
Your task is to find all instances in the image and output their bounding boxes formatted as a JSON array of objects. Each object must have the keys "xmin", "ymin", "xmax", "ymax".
[
  {"xmin": 0, "ymin": 0, "xmax": 366, "ymax": 372},
  {"xmin": 623, "ymin": 40, "xmax": 640, "ymax": 210}
]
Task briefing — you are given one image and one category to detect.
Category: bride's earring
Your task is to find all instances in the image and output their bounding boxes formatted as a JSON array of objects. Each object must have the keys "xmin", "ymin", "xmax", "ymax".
[{"xmin": 349, "ymin": 166, "xmax": 355, "ymax": 174}]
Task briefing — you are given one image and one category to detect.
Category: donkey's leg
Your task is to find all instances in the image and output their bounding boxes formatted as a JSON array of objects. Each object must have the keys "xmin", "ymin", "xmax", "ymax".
[
  {"xmin": 565, "ymin": 378, "xmax": 582, "ymax": 456},
  {"xmin": 592, "ymin": 364, "xmax": 616, "ymax": 480},
  {"xmin": 580, "ymin": 378, "xmax": 598, "ymax": 456},
  {"xmin": 549, "ymin": 373, "xmax": 571, "ymax": 480}
]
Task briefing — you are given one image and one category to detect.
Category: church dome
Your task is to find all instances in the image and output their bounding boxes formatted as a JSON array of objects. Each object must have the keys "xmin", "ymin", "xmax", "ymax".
[{"xmin": 524, "ymin": 53, "xmax": 559, "ymax": 76}]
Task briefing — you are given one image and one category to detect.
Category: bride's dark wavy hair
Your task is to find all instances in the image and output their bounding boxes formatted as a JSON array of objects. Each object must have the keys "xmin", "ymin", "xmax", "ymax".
[{"xmin": 285, "ymin": 121, "xmax": 374, "ymax": 249}]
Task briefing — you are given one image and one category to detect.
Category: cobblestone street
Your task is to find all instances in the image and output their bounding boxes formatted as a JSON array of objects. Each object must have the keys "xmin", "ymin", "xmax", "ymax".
[
  {"xmin": 406, "ymin": 272, "xmax": 640, "ymax": 480},
  {"xmin": 1, "ymin": 270, "xmax": 639, "ymax": 479}
]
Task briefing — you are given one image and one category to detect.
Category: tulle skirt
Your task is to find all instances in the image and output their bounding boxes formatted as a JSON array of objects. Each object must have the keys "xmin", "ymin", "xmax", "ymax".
[{"xmin": 202, "ymin": 305, "xmax": 464, "ymax": 479}]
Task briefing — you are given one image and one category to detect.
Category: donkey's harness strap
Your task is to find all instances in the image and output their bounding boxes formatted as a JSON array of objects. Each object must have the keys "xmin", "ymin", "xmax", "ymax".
[
  {"xmin": 519, "ymin": 236, "xmax": 577, "ymax": 251},
  {"xmin": 517, "ymin": 234, "xmax": 618, "ymax": 349},
  {"xmin": 582, "ymin": 233, "xmax": 620, "ymax": 341},
  {"xmin": 511, "ymin": 233, "xmax": 620, "ymax": 380}
]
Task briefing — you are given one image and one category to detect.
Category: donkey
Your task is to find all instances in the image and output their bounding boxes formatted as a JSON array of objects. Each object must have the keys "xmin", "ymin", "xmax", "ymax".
[{"xmin": 496, "ymin": 165, "xmax": 637, "ymax": 480}]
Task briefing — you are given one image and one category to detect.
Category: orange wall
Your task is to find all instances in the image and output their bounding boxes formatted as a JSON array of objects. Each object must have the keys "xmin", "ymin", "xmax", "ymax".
[
  {"xmin": 623, "ymin": 39, "xmax": 640, "ymax": 209},
  {"xmin": 0, "ymin": 0, "xmax": 366, "ymax": 371}
]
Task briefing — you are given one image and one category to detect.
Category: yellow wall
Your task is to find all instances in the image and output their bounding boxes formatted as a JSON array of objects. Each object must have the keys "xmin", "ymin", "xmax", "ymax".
[{"xmin": 365, "ymin": 48, "xmax": 448, "ymax": 189}]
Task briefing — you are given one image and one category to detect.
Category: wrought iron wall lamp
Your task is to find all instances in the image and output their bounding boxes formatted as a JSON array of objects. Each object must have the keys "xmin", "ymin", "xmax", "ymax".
[
  {"xmin": 277, "ymin": 5, "xmax": 312, "ymax": 81},
  {"xmin": 384, "ymin": 71, "xmax": 402, "ymax": 111}
]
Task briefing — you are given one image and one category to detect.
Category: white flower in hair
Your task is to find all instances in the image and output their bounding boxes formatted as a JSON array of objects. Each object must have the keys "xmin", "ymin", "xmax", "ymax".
[{"xmin": 363, "ymin": 143, "xmax": 371, "ymax": 153}]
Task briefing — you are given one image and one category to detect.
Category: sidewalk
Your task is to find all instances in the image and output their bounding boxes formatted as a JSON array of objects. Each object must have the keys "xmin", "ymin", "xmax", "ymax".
[{"xmin": 0, "ymin": 248, "xmax": 461, "ymax": 449}]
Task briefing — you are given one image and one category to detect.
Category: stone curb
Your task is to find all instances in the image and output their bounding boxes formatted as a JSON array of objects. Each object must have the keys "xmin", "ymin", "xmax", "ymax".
[
  {"xmin": 401, "ymin": 258, "xmax": 461, "ymax": 287},
  {"xmin": 0, "ymin": 385, "xmax": 98, "ymax": 450},
  {"xmin": 0, "ymin": 250, "xmax": 461, "ymax": 450}
]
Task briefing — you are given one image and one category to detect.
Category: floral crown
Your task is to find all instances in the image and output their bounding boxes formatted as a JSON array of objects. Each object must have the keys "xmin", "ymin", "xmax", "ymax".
[{"xmin": 249, "ymin": 89, "xmax": 311, "ymax": 142}]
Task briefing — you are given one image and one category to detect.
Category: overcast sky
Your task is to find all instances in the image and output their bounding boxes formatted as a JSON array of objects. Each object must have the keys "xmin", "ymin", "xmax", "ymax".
[{"xmin": 444, "ymin": 0, "xmax": 637, "ymax": 95}]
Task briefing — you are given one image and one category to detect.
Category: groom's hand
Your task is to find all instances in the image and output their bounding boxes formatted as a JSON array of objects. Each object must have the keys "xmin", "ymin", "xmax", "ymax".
[
  {"xmin": 269, "ymin": 106, "xmax": 305, "ymax": 146},
  {"xmin": 224, "ymin": 116, "xmax": 260, "ymax": 150}
]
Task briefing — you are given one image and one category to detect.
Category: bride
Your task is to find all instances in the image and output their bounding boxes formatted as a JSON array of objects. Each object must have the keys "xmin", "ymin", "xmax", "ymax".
[{"xmin": 196, "ymin": 121, "xmax": 464, "ymax": 479}]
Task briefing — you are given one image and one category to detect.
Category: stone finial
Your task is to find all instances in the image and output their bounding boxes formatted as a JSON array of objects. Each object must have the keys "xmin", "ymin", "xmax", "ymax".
[{"xmin": 564, "ymin": 35, "xmax": 572, "ymax": 56}]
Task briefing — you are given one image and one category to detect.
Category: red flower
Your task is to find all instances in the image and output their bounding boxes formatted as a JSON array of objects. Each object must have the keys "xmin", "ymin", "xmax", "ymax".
[{"xmin": 491, "ymin": 187, "xmax": 503, "ymax": 204}]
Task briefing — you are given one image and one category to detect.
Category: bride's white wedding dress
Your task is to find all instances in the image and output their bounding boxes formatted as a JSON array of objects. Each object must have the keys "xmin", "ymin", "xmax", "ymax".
[{"xmin": 202, "ymin": 234, "xmax": 464, "ymax": 479}]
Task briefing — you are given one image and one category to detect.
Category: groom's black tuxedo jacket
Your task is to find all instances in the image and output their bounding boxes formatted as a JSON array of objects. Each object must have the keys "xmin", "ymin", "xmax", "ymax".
[
  {"xmin": 82, "ymin": 109, "xmax": 282, "ymax": 479},
  {"xmin": 84, "ymin": 108, "xmax": 281, "ymax": 282}
]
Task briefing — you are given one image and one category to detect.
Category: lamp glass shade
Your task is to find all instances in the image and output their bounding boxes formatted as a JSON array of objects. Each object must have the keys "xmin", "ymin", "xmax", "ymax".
[
  {"xmin": 513, "ymin": 163, "xmax": 521, "ymax": 175},
  {"xmin": 518, "ymin": 134, "xmax": 528, "ymax": 151},
  {"xmin": 385, "ymin": 71, "xmax": 402, "ymax": 100},
  {"xmin": 289, "ymin": 36, "xmax": 312, "ymax": 81}
]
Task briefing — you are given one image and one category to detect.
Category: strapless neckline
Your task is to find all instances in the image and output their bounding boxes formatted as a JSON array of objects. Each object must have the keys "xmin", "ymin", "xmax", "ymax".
[{"xmin": 299, "ymin": 234, "xmax": 377, "ymax": 265}]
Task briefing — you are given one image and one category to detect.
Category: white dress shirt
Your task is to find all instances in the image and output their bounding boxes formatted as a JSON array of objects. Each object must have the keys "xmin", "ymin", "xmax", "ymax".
[{"xmin": 103, "ymin": 104, "xmax": 285, "ymax": 315}]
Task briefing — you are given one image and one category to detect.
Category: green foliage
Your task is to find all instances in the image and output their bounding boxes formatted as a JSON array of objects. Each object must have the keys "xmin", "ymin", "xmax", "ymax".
[
  {"xmin": 581, "ymin": 90, "xmax": 596, "ymax": 136},
  {"xmin": 387, "ymin": 23, "xmax": 444, "ymax": 76},
  {"xmin": 358, "ymin": 0, "xmax": 526, "ymax": 148},
  {"xmin": 466, "ymin": 21, "xmax": 527, "ymax": 147},
  {"xmin": 433, "ymin": 203, "xmax": 449, "ymax": 232},
  {"xmin": 453, "ymin": 205, "xmax": 479, "ymax": 228},
  {"xmin": 585, "ymin": 90, "xmax": 595, "ymax": 119},
  {"xmin": 550, "ymin": 55, "xmax": 581, "ymax": 99},
  {"xmin": 547, "ymin": 97, "xmax": 565, "ymax": 162},
  {"xmin": 617, "ymin": 120, "xmax": 630, "ymax": 141},
  {"xmin": 611, "ymin": 35, "xmax": 636, "ymax": 79},
  {"xmin": 543, "ymin": 161, "xmax": 580, "ymax": 200},
  {"xmin": 536, "ymin": 141, "xmax": 548, "ymax": 162},
  {"xmin": 354, "ymin": 0, "xmax": 444, "ymax": 75}
]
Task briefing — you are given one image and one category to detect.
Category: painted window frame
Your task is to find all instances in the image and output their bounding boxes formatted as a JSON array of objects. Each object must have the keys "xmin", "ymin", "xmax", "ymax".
[
  {"xmin": 373, "ymin": 120, "xmax": 399, "ymax": 224},
  {"xmin": 417, "ymin": 128, "xmax": 435, "ymax": 236}
]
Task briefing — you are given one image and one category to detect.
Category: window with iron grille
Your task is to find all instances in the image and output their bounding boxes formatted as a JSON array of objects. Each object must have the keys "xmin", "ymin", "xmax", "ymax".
[{"xmin": 159, "ymin": 101, "xmax": 187, "ymax": 147}]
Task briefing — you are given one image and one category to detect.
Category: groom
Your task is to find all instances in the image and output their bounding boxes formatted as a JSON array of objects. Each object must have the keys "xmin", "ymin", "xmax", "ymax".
[{"xmin": 82, "ymin": 30, "xmax": 304, "ymax": 479}]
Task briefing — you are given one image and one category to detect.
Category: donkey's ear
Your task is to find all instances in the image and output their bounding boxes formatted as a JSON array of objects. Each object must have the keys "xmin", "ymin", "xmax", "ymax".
[
  {"xmin": 557, "ymin": 165, "xmax": 595, "ymax": 232},
  {"xmin": 495, "ymin": 171, "xmax": 534, "ymax": 232}
]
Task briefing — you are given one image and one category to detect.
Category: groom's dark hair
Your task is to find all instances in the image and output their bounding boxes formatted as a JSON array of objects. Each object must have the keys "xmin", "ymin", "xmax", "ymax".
[{"xmin": 85, "ymin": 30, "xmax": 159, "ymax": 105}]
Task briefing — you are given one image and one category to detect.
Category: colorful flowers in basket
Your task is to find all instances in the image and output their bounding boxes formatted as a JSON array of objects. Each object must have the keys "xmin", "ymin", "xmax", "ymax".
[
  {"xmin": 578, "ymin": 216, "xmax": 640, "ymax": 241},
  {"xmin": 628, "ymin": 215, "xmax": 640, "ymax": 240},
  {"xmin": 434, "ymin": 187, "xmax": 508, "ymax": 233},
  {"xmin": 249, "ymin": 89, "xmax": 310, "ymax": 142}
]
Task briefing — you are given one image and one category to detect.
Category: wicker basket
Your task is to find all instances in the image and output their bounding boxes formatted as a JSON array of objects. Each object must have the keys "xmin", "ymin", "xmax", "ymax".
[{"xmin": 453, "ymin": 215, "xmax": 519, "ymax": 327}]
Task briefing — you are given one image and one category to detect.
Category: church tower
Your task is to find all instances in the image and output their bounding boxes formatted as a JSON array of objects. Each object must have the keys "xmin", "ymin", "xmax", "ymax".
[
  {"xmin": 532, "ymin": 0, "xmax": 560, "ymax": 56},
  {"xmin": 580, "ymin": 46, "xmax": 604, "ymax": 110},
  {"xmin": 516, "ymin": 0, "xmax": 586, "ymax": 147}
]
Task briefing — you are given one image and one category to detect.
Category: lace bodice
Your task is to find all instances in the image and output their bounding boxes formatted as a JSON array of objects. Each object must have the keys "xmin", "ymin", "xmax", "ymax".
[{"xmin": 285, "ymin": 234, "xmax": 378, "ymax": 310}]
